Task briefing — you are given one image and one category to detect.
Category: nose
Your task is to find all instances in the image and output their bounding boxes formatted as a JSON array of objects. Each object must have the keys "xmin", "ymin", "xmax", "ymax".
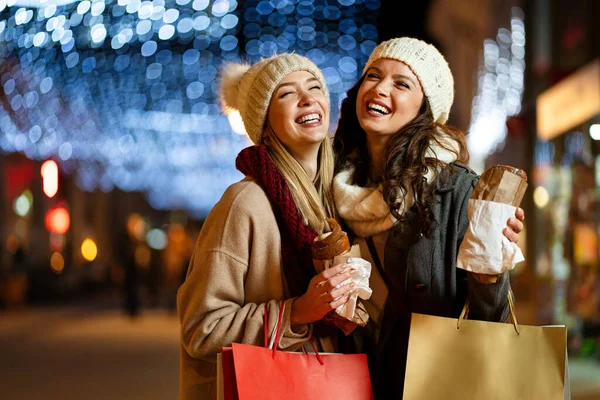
[
  {"xmin": 299, "ymin": 91, "xmax": 315, "ymax": 106},
  {"xmin": 372, "ymin": 81, "xmax": 389, "ymax": 97}
]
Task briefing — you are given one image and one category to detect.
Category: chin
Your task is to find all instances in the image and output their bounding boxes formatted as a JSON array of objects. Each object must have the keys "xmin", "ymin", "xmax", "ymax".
[
  {"xmin": 364, "ymin": 127, "xmax": 391, "ymax": 139},
  {"xmin": 308, "ymin": 133, "xmax": 327, "ymax": 144}
]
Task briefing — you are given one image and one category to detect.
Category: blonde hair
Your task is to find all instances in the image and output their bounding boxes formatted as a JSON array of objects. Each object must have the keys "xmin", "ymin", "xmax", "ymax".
[{"xmin": 263, "ymin": 126, "xmax": 336, "ymax": 233}]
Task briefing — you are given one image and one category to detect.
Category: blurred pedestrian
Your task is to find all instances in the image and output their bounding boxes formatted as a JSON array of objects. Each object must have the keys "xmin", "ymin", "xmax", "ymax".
[{"xmin": 118, "ymin": 228, "xmax": 139, "ymax": 318}]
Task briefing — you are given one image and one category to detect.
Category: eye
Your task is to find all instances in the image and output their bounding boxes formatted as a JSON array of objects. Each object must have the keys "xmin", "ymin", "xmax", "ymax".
[
  {"xmin": 309, "ymin": 85, "xmax": 322, "ymax": 91},
  {"xmin": 395, "ymin": 81, "xmax": 410, "ymax": 89},
  {"xmin": 279, "ymin": 91, "xmax": 294, "ymax": 98},
  {"xmin": 367, "ymin": 73, "xmax": 380, "ymax": 79}
]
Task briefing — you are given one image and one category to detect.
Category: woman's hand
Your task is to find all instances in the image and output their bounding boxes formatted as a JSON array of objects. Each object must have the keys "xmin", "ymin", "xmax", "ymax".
[
  {"xmin": 290, "ymin": 264, "xmax": 356, "ymax": 326},
  {"xmin": 503, "ymin": 207, "xmax": 525, "ymax": 243},
  {"xmin": 471, "ymin": 207, "xmax": 525, "ymax": 284}
]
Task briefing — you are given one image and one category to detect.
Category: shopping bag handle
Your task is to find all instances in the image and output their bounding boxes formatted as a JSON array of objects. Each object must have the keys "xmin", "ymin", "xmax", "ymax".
[
  {"xmin": 263, "ymin": 301, "xmax": 325, "ymax": 365},
  {"xmin": 457, "ymin": 291, "xmax": 520, "ymax": 335},
  {"xmin": 263, "ymin": 302, "xmax": 286, "ymax": 351}
]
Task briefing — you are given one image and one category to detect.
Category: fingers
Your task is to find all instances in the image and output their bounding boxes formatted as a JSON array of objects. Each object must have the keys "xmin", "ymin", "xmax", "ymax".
[
  {"xmin": 313, "ymin": 264, "xmax": 355, "ymax": 289},
  {"xmin": 503, "ymin": 227, "xmax": 520, "ymax": 243},
  {"xmin": 502, "ymin": 207, "xmax": 525, "ymax": 243},
  {"xmin": 328, "ymin": 292, "xmax": 352, "ymax": 310},
  {"xmin": 320, "ymin": 267, "xmax": 355, "ymax": 290},
  {"xmin": 506, "ymin": 216, "xmax": 524, "ymax": 234},
  {"xmin": 318, "ymin": 263, "xmax": 352, "ymax": 280},
  {"xmin": 515, "ymin": 207, "xmax": 525, "ymax": 222},
  {"xmin": 325, "ymin": 281, "xmax": 355, "ymax": 302},
  {"xmin": 504, "ymin": 213, "xmax": 524, "ymax": 243}
]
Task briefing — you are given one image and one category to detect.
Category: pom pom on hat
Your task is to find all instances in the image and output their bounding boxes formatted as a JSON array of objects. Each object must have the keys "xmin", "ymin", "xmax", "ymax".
[
  {"xmin": 218, "ymin": 53, "xmax": 329, "ymax": 144},
  {"xmin": 219, "ymin": 63, "xmax": 250, "ymax": 112}
]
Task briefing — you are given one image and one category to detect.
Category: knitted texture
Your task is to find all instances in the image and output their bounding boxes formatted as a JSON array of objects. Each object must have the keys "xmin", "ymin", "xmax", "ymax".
[
  {"xmin": 363, "ymin": 37, "xmax": 454, "ymax": 124},
  {"xmin": 333, "ymin": 138, "xmax": 459, "ymax": 237},
  {"xmin": 220, "ymin": 54, "xmax": 329, "ymax": 144}
]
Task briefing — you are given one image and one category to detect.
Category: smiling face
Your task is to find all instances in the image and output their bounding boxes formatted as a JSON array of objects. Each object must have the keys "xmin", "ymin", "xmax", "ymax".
[
  {"xmin": 356, "ymin": 58, "xmax": 424, "ymax": 140},
  {"xmin": 266, "ymin": 70, "xmax": 330, "ymax": 153}
]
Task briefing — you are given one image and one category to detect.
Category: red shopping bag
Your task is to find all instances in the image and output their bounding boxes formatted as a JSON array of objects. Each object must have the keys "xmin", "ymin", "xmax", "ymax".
[
  {"xmin": 219, "ymin": 301, "xmax": 373, "ymax": 400},
  {"xmin": 219, "ymin": 347, "xmax": 238, "ymax": 400}
]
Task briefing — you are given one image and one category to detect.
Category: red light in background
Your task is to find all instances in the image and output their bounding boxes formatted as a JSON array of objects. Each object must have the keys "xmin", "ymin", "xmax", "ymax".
[
  {"xmin": 45, "ymin": 206, "xmax": 70, "ymax": 234},
  {"xmin": 41, "ymin": 160, "xmax": 59, "ymax": 198}
]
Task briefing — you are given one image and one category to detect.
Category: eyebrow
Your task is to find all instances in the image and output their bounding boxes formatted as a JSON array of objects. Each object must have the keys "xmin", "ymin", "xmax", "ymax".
[
  {"xmin": 368, "ymin": 66, "xmax": 418, "ymax": 87},
  {"xmin": 275, "ymin": 77, "xmax": 319, "ymax": 91}
]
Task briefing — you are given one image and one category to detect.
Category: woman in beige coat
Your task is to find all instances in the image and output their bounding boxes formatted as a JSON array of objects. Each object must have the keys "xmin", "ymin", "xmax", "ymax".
[{"xmin": 177, "ymin": 54, "xmax": 356, "ymax": 399}]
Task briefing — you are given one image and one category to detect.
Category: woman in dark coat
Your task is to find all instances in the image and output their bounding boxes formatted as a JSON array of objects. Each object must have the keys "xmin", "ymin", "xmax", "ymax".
[{"xmin": 332, "ymin": 37, "xmax": 525, "ymax": 398}]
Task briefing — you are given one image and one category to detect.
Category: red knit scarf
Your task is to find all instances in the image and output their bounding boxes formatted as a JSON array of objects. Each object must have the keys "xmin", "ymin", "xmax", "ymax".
[
  {"xmin": 236, "ymin": 145, "xmax": 336, "ymax": 335},
  {"xmin": 236, "ymin": 145, "xmax": 318, "ymax": 297}
]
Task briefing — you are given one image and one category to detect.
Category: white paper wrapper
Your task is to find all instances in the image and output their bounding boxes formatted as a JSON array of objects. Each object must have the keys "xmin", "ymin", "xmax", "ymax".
[
  {"xmin": 330, "ymin": 246, "xmax": 372, "ymax": 320},
  {"xmin": 457, "ymin": 199, "xmax": 524, "ymax": 275}
]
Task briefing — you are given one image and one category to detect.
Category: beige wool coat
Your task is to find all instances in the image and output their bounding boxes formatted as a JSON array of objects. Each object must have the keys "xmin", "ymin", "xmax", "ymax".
[{"xmin": 177, "ymin": 177, "xmax": 335, "ymax": 400}]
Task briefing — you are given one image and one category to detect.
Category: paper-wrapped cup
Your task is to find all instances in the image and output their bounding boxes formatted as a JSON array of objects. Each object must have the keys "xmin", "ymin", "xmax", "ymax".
[
  {"xmin": 457, "ymin": 165, "xmax": 527, "ymax": 279},
  {"xmin": 312, "ymin": 219, "xmax": 350, "ymax": 273},
  {"xmin": 312, "ymin": 218, "xmax": 370, "ymax": 335}
]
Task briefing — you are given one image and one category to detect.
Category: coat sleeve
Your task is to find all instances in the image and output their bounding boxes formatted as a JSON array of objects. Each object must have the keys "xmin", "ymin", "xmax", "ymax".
[
  {"xmin": 456, "ymin": 174, "xmax": 511, "ymax": 322},
  {"xmin": 177, "ymin": 192, "xmax": 312, "ymax": 362}
]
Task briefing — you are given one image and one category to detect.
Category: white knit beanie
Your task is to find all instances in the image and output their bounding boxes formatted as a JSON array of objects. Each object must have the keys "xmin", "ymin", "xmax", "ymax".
[
  {"xmin": 363, "ymin": 37, "xmax": 454, "ymax": 124},
  {"xmin": 219, "ymin": 53, "xmax": 329, "ymax": 144}
]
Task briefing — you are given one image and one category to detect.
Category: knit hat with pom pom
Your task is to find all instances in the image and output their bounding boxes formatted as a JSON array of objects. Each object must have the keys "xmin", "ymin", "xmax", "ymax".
[
  {"xmin": 363, "ymin": 37, "xmax": 454, "ymax": 124},
  {"xmin": 219, "ymin": 53, "xmax": 329, "ymax": 144}
]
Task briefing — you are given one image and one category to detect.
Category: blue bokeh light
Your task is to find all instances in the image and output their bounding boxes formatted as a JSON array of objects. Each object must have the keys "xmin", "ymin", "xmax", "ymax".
[{"xmin": 0, "ymin": 0, "xmax": 379, "ymax": 217}]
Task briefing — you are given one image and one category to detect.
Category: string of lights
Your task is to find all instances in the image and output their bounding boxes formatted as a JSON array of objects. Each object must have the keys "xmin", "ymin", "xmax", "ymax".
[{"xmin": 0, "ymin": 0, "xmax": 380, "ymax": 217}]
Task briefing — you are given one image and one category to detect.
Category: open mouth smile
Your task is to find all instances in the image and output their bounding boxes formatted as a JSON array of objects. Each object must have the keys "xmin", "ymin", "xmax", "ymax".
[
  {"xmin": 367, "ymin": 101, "xmax": 391, "ymax": 115},
  {"xmin": 295, "ymin": 112, "xmax": 322, "ymax": 125}
]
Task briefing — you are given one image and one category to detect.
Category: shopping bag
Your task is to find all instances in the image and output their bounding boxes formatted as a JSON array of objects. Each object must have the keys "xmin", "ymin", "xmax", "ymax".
[
  {"xmin": 218, "ymin": 301, "xmax": 373, "ymax": 400},
  {"xmin": 403, "ymin": 294, "xmax": 568, "ymax": 400},
  {"xmin": 216, "ymin": 348, "xmax": 238, "ymax": 400}
]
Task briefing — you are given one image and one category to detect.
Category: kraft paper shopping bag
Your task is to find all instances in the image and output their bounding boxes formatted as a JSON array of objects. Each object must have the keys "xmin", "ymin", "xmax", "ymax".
[{"xmin": 403, "ymin": 296, "xmax": 567, "ymax": 400}]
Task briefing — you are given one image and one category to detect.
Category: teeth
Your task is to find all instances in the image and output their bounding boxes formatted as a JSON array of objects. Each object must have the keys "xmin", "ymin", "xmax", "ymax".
[
  {"xmin": 296, "ymin": 113, "xmax": 321, "ymax": 124},
  {"xmin": 368, "ymin": 102, "xmax": 391, "ymax": 115}
]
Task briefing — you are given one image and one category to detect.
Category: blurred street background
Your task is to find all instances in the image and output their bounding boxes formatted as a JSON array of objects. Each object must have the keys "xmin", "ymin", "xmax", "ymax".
[{"xmin": 1, "ymin": 0, "xmax": 599, "ymax": 398}]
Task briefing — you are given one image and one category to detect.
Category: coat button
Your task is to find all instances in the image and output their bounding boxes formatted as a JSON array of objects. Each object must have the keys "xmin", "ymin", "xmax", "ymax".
[{"xmin": 415, "ymin": 283, "xmax": 426, "ymax": 291}]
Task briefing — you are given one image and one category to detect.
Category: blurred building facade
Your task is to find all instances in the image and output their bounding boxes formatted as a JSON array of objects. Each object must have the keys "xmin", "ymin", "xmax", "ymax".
[{"xmin": 484, "ymin": 0, "xmax": 600, "ymax": 359}]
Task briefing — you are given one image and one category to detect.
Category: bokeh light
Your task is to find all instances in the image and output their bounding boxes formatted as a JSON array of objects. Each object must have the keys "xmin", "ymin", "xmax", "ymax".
[
  {"xmin": 81, "ymin": 238, "xmax": 98, "ymax": 261},
  {"xmin": 468, "ymin": 7, "xmax": 526, "ymax": 168},
  {"xmin": 50, "ymin": 252, "xmax": 65, "ymax": 274},
  {"xmin": 533, "ymin": 186, "xmax": 550, "ymax": 209},
  {"xmin": 13, "ymin": 190, "xmax": 32, "ymax": 216},
  {"xmin": 0, "ymin": 0, "xmax": 380, "ymax": 217},
  {"xmin": 45, "ymin": 206, "xmax": 70, "ymax": 234},
  {"xmin": 147, "ymin": 228, "xmax": 167, "ymax": 250}
]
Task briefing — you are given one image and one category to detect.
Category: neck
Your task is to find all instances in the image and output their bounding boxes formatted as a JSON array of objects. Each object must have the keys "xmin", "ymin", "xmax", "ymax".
[
  {"xmin": 290, "ymin": 143, "xmax": 320, "ymax": 180},
  {"xmin": 366, "ymin": 134, "xmax": 390, "ymax": 183}
]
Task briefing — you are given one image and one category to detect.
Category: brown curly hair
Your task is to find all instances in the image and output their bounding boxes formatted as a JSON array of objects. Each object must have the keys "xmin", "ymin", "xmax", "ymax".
[{"xmin": 334, "ymin": 75, "xmax": 470, "ymax": 238}]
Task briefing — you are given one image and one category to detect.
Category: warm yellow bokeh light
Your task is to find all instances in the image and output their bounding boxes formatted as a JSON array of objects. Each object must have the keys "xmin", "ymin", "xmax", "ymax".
[
  {"xmin": 127, "ymin": 213, "xmax": 147, "ymax": 241},
  {"xmin": 533, "ymin": 186, "xmax": 550, "ymax": 209},
  {"xmin": 50, "ymin": 252, "xmax": 65, "ymax": 274},
  {"xmin": 81, "ymin": 238, "xmax": 98, "ymax": 262}
]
